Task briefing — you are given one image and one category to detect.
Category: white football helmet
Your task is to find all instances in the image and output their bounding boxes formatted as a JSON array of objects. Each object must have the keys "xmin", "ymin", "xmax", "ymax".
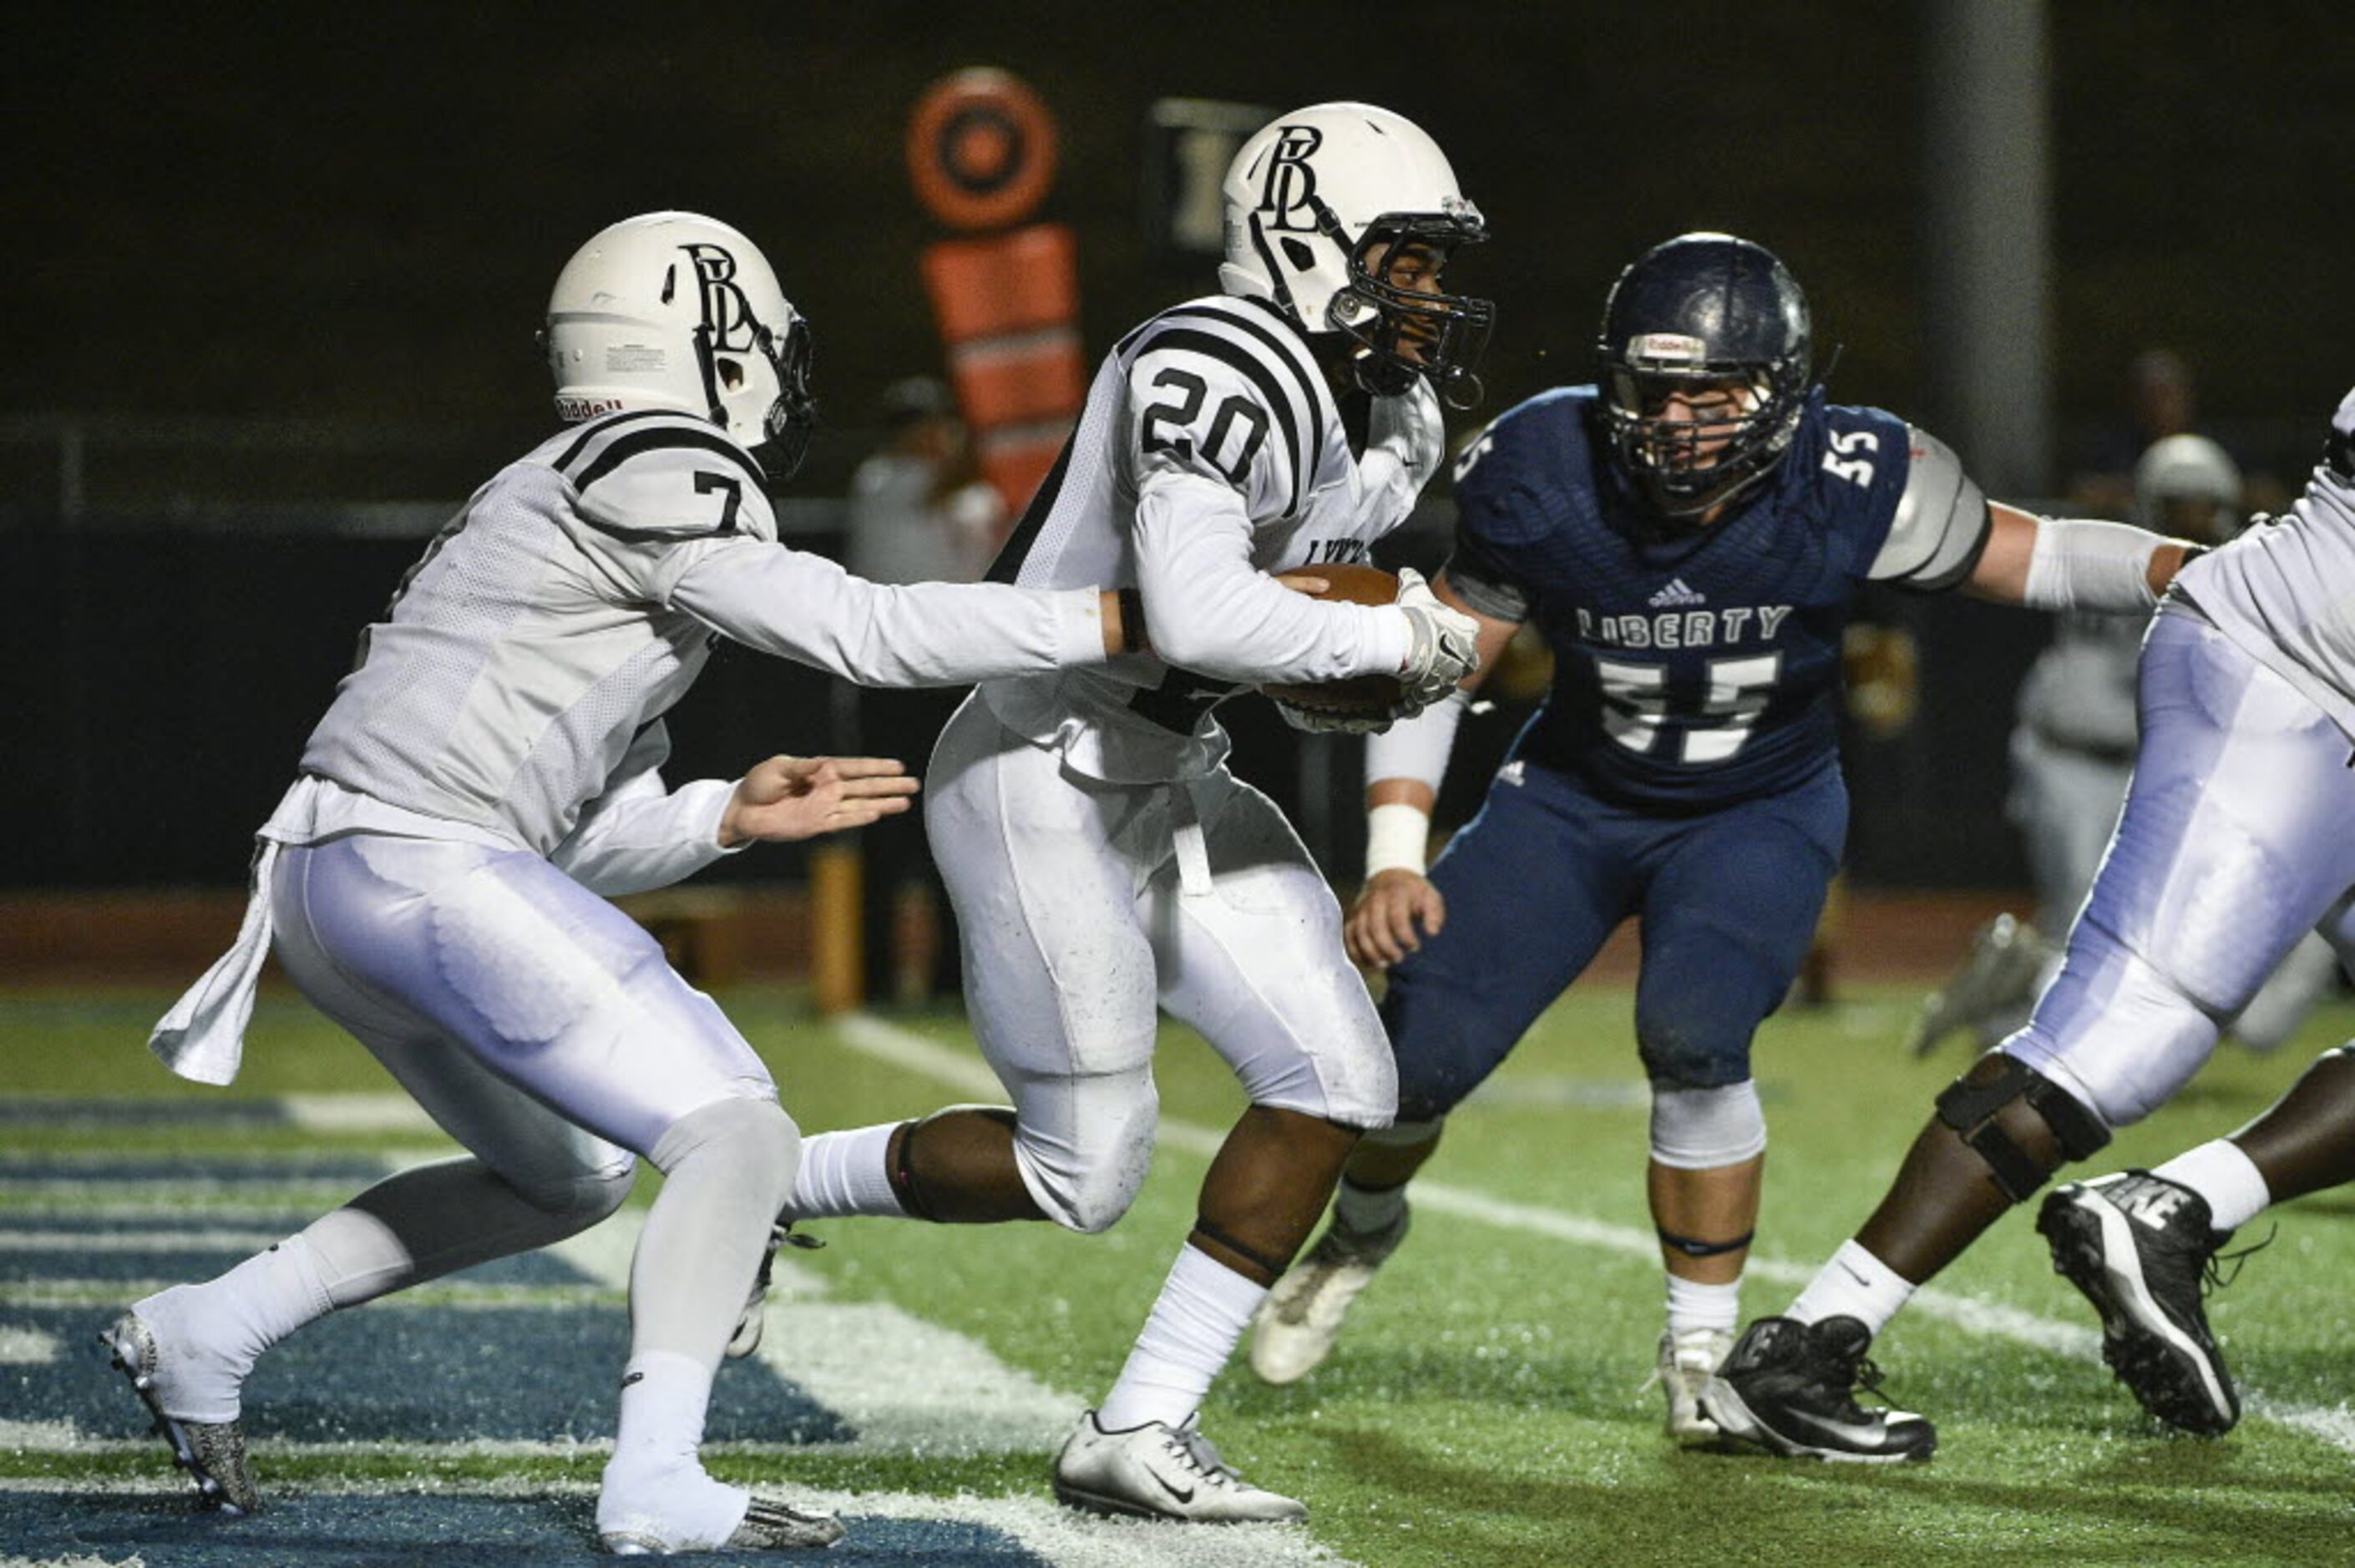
[
  {"xmin": 2131, "ymin": 432, "xmax": 2241, "ymax": 542},
  {"xmin": 544, "ymin": 212, "xmax": 818, "ymax": 478},
  {"xmin": 1218, "ymin": 103, "xmax": 1492, "ymax": 406}
]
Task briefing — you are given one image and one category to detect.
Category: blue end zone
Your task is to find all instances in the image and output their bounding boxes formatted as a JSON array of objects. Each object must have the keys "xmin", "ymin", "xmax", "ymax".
[
  {"xmin": 5, "ymin": 1147, "xmax": 853, "ymax": 1448},
  {"xmin": 10, "ymin": 1303, "xmax": 853, "ymax": 1445},
  {"xmin": 0, "ymin": 1492, "xmax": 1054, "ymax": 1565}
]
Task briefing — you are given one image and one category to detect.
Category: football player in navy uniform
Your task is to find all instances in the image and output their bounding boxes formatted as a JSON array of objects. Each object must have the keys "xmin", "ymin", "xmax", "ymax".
[
  {"xmin": 1248, "ymin": 233, "xmax": 2201, "ymax": 1446},
  {"xmin": 1705, "ymin": 387, "xmax": 2355, "ymax": 1459}
]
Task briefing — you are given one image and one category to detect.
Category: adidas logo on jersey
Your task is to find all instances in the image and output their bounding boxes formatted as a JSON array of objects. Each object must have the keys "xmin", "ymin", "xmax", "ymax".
[{"xmin": 1648, "ymin": 578, "xmax": 1707, "ymax": 609}]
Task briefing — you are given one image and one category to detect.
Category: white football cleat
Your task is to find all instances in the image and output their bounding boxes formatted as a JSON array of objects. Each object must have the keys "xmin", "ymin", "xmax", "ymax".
[
  {"xmin": 1053, "ymin": 1411, "xmax": 1308, "ymax": 1523},
  {"xmin": 601, "ymin": 1495, "xmax": 846, "ymax": 1554},
  {"xmin": 1248, "ymin": 1206, "xmax": 1410, "ymax": 1384},
  {"xmin": 1649, "ymin": 1326, "xmax": 1737, "ymax": 1444}
]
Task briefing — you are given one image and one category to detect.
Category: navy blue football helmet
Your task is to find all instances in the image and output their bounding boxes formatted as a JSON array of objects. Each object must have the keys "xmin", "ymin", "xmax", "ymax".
[{"xmin": 1596, "ymin": 233, "xmax": 1813, "ymax": 518}]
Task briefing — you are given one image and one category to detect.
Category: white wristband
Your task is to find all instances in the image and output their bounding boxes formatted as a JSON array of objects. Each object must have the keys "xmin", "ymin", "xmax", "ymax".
[
  {"xmin": 1364, "ymin": 802, "xmax": 1432, "ymax": 878},
  {"xmin": 2022, "ymin": 516, "xmax": 2162, "ymax": 614}
]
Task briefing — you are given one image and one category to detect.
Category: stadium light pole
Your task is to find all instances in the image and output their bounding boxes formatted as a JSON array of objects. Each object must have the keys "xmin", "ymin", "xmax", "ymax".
[{"xmin": 1921, "ymin": 0, "xmax": 2053, "ymax": 499}]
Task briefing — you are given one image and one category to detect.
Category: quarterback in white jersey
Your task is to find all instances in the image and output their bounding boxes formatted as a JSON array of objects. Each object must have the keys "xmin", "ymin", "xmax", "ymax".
[
  {"xmin": 1704, "ymin": 387, "xmax": 2355, "ymax": 1460},
  {"xmin": 109, "ymin": 213, "xmax": 1129, "ymax": 1554},
  {"xmin": 769, "ymin": 104, "xmax": 1489, "ymax": 1522}
]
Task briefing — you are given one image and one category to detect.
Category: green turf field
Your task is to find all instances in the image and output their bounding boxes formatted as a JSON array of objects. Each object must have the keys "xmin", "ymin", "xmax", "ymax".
[{"xmin": 5, "ymin": 982, "xmax": 2351, "ymax": 1566}]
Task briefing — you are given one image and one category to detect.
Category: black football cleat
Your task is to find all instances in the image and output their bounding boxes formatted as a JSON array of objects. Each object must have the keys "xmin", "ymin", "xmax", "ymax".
[
  {"xmin": 1699, "ymin": 1315, "xmax": 1937, "ymax": 1462},
  {"xmin": 2038, "ymin": 1171, "xmax": 2242, "ymax": 1434}
]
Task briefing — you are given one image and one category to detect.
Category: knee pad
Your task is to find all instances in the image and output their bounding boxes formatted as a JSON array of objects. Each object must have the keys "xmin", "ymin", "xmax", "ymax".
[
  {"xmin": 1935, "ymin": 1053, "xmax": 2110, "ymax": 1202},
  {"xmin": 1015, "ymin": 1085, "xmax": 1157, "ymax": 1236},
  {"xmin": 1649, "ymin": 1081, "xmax": 1767, "ymax": 1171},
  {"xmin": 650, "ymin": 1094, "xmax": 802, "ymax": 1214}
]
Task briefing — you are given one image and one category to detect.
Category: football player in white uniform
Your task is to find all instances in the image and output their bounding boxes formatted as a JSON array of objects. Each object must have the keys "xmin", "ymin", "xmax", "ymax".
[
  {"xmin": 764, "ymin": 104, "xmax": 1488, "ymax": 1522},
  {"xmin": 1704, "ymin": 387, "xmax": 2355, "ymax": 1460},
  {"xmin": 1911, "ymin": 432, "xmax": 2342, "ymax": 1057},
  {"xmin": 105, "ymin": 212, "xmax": 1137, "ymax": 1554}
]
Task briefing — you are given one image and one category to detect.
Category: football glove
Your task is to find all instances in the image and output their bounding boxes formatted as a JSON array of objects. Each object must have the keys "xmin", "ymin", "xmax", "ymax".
[{"xmin": 1394, "ymin": 567, "xmax": 1480, "ymax": 713}]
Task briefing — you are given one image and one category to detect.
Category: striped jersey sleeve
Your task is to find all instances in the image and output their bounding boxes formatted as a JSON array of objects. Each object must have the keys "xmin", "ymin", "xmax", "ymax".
[
  {"xmin": 540, "ymin": 410, "xmax": 778, "ymax": 603},
  {"xmin": 1120, "ymin": 298, "xmax": 1329, "ymax": 523}
]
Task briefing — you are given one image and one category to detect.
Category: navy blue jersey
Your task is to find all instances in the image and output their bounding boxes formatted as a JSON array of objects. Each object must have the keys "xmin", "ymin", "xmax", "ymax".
[{"xmin": 1445, "ymin": 385, "xmax": 1914, "ymax": 808}]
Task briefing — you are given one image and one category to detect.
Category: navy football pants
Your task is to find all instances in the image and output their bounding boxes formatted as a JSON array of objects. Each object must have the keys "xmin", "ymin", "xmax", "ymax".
[{"xmin": 1384, "ymin": 758, "xmax": 1846, "ymax": 1120}]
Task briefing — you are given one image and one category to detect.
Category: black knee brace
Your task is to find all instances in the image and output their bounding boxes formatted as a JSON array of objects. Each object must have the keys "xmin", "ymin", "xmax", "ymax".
[
  {"xmin": 1935, "ymin": 1055, "xmax": 2111, "ymax": 1202},
  {"xmin": 890, "ymin": 1105, "xmax": 1022, "ymax": 1223},
  {"xmin": 1192, "ymin": 1215, "xmax": 1292, "ymax": 1279},
  {"xmin": 1655, "ymin": 1226, "xmax": 1755, "ymax": 1258}
]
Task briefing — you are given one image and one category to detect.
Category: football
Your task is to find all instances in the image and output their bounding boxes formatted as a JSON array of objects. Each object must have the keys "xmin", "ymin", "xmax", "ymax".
[{"xmin": 1262, "ymin": 562, "xmax": 1405, "ymax": 716}]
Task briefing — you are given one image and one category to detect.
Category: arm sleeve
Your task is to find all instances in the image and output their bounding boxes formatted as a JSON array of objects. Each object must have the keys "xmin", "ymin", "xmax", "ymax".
[
  {"xmin": 548, "ymin": 721, "xmax": 742, "ymax": 897},
  {"xmin": 1867, "ymin": 426, "xmax": 1992, "ymax": 590},
  {"xmin": 1121, "ymin": 334, "xmax": 1411, "ymax": 682},
  {"xmin": 1132, "ymin": 472, "xmax": 1410, "ymax": 682},
  {"xmin": 670, "ymin": 535, "xmax": 1106, "ymax": 685}
]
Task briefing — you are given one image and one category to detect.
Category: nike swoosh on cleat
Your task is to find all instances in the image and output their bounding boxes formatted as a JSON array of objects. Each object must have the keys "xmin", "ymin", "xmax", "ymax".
[{"xmin": 1154, "ymin": 1474, "xmax": 1196, "ymax": 1505}]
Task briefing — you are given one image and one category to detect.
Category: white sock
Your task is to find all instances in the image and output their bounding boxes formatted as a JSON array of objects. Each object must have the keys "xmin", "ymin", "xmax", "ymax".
[
  {"xmin": 1664, "ymin": 1272, "xmax": 1741, "ymax": 1336},
  {"xmin": 1096, "ymin": 1245, "xmax": 1266, "ymax": 1432},
  {"xmin": 597, "ymin": 1350, "xmax": 747, "ymax": 1548},
  {"xmin": 2154, "ymin": 1139, "xmax": 2273, "ymax": 1233},
  {"xmin": 788, "ymin": 1124, "xmax": 909, "ymax": 1220},
  {"xmin": 1333, "ymin": 1176, "xmax": 1408, "ymax": 1235},
  {"xmin": 1788, "ymin": 1240, "xmax": 1917, "ymax": 1337},
  {"xmin": 133, "ymin": 1233, "xmax": 336, "ymax": 1423}
]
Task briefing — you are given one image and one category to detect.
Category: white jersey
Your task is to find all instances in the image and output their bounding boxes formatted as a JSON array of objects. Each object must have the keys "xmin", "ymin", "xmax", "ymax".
[
  {"xmin": 2174, "ymin": 387, "xmax": 2355, "ymax": 745},
  {"xmin": 979, "ymin": 294, "xmax": 1423, "ymax": 783},
  {"xmin": 301, "ymin": 408, "xmax": 1105, "ymax": 856}
]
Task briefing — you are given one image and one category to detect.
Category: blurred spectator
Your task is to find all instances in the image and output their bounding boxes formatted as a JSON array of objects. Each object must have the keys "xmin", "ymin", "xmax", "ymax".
[
  {"xmin": 843, "ymin": 377, "xmax": 1007, "ymax": 1008},
  {"xmin": 1912, "ymin": 432, "xmax": 2342, "ymax": 1055},
  {"xmin": 2067, "ymin": 349, "xmax": 2200, "ymax": 518},
  {"xmin": 845, "ymin": 377, "xmax": 1005, "ymax": 587}
]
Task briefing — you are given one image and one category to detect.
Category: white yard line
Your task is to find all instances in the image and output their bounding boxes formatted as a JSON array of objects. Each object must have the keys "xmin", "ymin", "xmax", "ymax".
[
  {"xmin": 830, "ymin": 1011, "xmax": 2355, "ymax": 1454},
  {"xmin": 0, "ymin": 1326, "xmax": 59, "ymax": 1365},
  {"xmin": 546, "ymin": 1200, "xmax": 1076, "ymax": 1454}
]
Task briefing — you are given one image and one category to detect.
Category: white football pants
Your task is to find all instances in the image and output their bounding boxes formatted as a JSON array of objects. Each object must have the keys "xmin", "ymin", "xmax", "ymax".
[
  {"xmin": 270, "ymin": 832, "xmax": 778, "ymax": 1171},
  {"xmin": 2008, "ymin": 608, "xmax": 2355, "ymax": 1125},
  {"xmin": 925, "ymin": 695, "xmax": 1396, "ymax": 1234}
]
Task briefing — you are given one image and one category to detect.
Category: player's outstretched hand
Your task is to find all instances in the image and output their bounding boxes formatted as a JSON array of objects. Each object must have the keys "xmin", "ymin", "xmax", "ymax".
[
  {"xmin": 1394, "ymin": 568, "xmax": 1480, "ymax": 713},
  {"xmin": 720, "ymin": 756, "xmax": 919, "ymax": 847},
  {"xmin": 1346, "ymin": 868, "xmax": 1446, "ymax": 969}
]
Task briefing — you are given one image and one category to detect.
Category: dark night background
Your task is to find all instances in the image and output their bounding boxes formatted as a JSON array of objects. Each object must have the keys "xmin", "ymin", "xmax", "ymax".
[{"xmin": 6, "ymin": 4, "xmax": 2352, "ymax": 889}]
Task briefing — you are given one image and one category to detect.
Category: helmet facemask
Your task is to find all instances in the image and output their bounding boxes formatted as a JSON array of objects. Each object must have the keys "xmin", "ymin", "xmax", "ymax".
[
  {"xmin": 1324, "ymin": 213, "xmax": 1493, "ymax": 407},
  {"xmin": 1603, "ymin": 352, "xmax": 1800, "ymax": 518},
  {"xmin": 703, "ymin": 311, "xmax": 818, "ymax": 482}
]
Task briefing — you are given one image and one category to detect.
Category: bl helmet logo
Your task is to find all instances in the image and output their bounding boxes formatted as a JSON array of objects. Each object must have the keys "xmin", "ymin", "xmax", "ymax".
[
  {"xmin": 681, "ymin": 243, "xmax": 760, "ymax": 352},
  {"xmin": 1254, "ymin": 124, "xmax": 1324, "ymax": 231}
]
